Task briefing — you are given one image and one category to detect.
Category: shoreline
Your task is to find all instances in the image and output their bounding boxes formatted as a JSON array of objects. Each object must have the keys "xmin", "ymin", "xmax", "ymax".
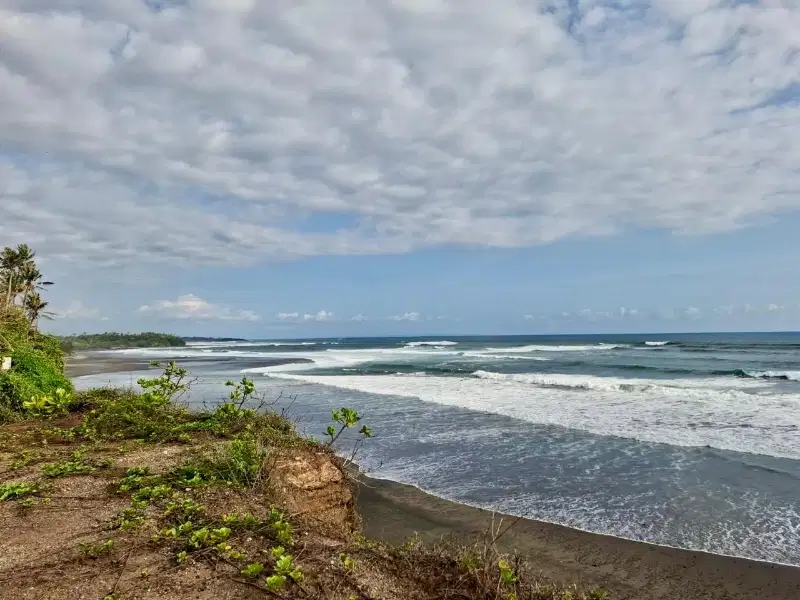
[
  {"xmin": 355, "ymin": 473, "xmax": 800, "ymax": 599},
  {"xmin": 68, "ymin": 354, "xmax": 800, "ymax": 599}
]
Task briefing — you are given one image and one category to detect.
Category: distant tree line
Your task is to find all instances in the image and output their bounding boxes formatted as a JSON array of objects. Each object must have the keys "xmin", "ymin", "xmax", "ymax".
[{"xmin": 59, "ymin": 332, "xmax": 186, "ymax": 352}]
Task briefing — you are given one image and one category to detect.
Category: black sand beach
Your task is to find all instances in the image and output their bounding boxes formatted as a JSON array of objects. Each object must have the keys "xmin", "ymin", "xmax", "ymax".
[{"xmin": 70, "ymin": 354, "xmax": 800, "ymax": 599}]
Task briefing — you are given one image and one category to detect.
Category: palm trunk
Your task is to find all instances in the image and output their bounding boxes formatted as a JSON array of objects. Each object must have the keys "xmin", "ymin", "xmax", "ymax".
[{"xmin": 4, "ymin": 273, "xmax": 14, "ymax": 307}]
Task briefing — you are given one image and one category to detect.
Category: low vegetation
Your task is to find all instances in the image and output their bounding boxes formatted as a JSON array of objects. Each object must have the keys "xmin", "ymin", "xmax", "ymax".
[
  {"xmin": 58, "ymin": 332, "xmax": 186, "ymax": 353},
  {"xmin": 1, "ymin": 244, "xmax": 72, "ymax": 423}
]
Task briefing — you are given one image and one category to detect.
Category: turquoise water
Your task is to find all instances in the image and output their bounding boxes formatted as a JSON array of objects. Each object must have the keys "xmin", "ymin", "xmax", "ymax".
[{"xmin": 75, "ymin": 333, "xmax": 800, "ymax": 565}]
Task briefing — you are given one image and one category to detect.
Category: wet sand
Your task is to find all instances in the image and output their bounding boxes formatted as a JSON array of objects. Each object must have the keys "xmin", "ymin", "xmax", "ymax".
[{"xmin": 69, "ymin": 354, "xmax": 800, "ymax": 599}]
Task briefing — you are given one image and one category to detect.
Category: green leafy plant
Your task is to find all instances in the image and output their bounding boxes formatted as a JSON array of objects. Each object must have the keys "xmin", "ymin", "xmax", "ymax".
[
  {"xmin": 0, "ymin": 481, "xmax": 38, "ymax": 501},
  {"xmin": 274, "ymin": 553, "xmax": 304, "ymax": 583},
  {"xmin": 268, "ymin": 508, "xmax": 294, "ymax": 545},
  {"xmin": 79, "ymin": 538, "xmax": 115, "ymax": 558},
  {"xmin": 240, "ymin": 562, "xmax": 265, "ymax": 578},
  {"xmin": 324, "ymin": 407, "xmax": 372, "ymax": 446},
  {"xmin": 41, "ymin": 449, "xmax": 96, "ymax": 477},
  {"xmin": 222, "ymin": 512, "xmax": 263, "ymax": 530},
  {"xmin": 265, "ymin": 574, "xmax": 287, "ymax": 592},
  {"xmin": 164, "ymin": 498, "xmax": 205, "ymax": 522},
  {"xmin": 339, "ymin": 552, "xmax": 356, "ymax": 571},
  {"xmin": 498, "ymin": 559, "xmax": 518, "ymax": 585},
  {"xmin": 23, "ymin": 387, "xmax": 72, "ymax": 417}
]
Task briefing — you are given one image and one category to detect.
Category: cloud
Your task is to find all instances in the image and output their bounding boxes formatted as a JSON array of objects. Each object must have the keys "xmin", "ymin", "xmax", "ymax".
[
  {"xmin": 138, "ymin": 294, "xmax": 260, "ymax": 321},
  {"xmin": 278, "ymin": 310, "xmax": 333, "ymax": 322},
  {"xmin": 387, "ymin": 312, "xmax": 420, "ymax": 321},
  {"xmin": 2, "ymin": 1, "xmax": 800, "ymax": 270},
  {"xmin": 55, "ymin": 300, "xmax": 106, "ymax": 320},
  {"xmin": 350, "ymin": 314, "xmax": 368, "ymax": 321}
]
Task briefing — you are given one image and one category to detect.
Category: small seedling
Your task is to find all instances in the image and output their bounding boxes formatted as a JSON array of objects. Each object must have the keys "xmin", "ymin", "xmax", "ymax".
[
  {"xmin": 240, "ymin": 563, "xmax": 265, "ymax": 578},
  {"xmin": 41, "ymin": 458, "xmax": 94, "ymax": 478},
  {"xmin": 265, "ymin": 574, "xmax": 287, "ymax": 591},
  {"xmin": 498, "ymin": 559, "xmax": 518, "ymax": 585},
  {"xmin": 339, "ymin": 552, "xmax": 355, "ymax": 571},
  {"xmin": 79, "ymin": 539, "xmax": 115, "ymax": 558}
]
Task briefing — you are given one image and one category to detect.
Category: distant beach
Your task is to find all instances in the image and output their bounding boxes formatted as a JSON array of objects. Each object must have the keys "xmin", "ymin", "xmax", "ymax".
[{"xmin": 69, "ymin": 348, "xmax": 800, "ymax": 599}]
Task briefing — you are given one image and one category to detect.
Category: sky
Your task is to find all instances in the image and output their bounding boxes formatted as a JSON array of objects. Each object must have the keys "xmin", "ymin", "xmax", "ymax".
[{"xmin": 2, "ymin": 0, "xmax": 800, "ymax": 337}]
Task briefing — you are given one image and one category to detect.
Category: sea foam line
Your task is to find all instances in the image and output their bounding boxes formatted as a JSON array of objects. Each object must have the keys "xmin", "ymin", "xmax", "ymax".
[{"xmin": 253, "ymin": 369, "xmax": 800, "ymax": 460}]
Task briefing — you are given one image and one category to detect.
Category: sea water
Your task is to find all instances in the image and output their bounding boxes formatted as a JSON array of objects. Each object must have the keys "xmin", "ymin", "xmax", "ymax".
[{"xmin": 74, "ymin": 333, "xmax": 800, "ymax": 565}]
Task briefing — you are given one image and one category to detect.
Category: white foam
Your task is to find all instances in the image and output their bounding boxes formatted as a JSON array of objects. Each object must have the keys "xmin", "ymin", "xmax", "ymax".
[
  {"xmin": 746, "ymin": 371, "xmax": 800, "ymax": 381},
  {"xmin": 645, "ymin": 341, "xmax": 670, "ymax": 346},
  {"xmin": 258, "ymin": 370, "xmax": 800, "ymax": 460},
  {"xmin": 186, "ymin": 341, "xmax": 317, "ymax": 348},
  {"xmin": 484, "ymin": 344, "xmax": 625, "ymax": 353},
  {"xmin": 403, "ymin": 340, "xmax": 458, "ymax": 347},
  {"xmin": 464, "ymin": 353, "xmax": 550, "ymax": 361}
]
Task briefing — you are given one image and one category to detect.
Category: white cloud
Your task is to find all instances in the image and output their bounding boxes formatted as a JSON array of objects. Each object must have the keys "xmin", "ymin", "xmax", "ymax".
[
  {"xmin": 2, "ymin": 1, "xmax": 800, "ymax": 270},
  {"xmin": 682, "ymin": 307, "xmax": 702, "ymax": 319},
  {"xmin": 55, "ymin": 300, "xmax": 106, "ymax": 320},
  {"xmin": 138, "ymin": 294, "xmax": 260, "ymax": 321},
  {"xmin": 278, "ymin": 310, "xmax": 333, "ymax": 322},
  {"xmin": 387, "ymin": 312, "xmax": 421, "ymax": 321},
  {"xmin": 350, "ymin": 314, "xmax": 368, "ymax": 321}
]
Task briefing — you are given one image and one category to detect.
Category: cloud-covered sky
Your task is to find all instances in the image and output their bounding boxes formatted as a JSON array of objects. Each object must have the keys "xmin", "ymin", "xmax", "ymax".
[{"xmin": 2, "ymin": 0, "xmax": 800, "ymax": 336}]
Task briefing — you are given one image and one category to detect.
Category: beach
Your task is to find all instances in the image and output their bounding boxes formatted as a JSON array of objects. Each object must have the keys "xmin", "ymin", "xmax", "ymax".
[{"xmin": 69, "ymin": 351, "xmax": 800, "ymax": 599}]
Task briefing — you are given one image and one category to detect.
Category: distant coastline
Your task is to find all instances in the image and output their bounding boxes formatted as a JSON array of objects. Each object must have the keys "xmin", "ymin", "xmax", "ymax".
[{"xmin": 58, "ymin": 332, "xmax": 249, "ymax": 352}]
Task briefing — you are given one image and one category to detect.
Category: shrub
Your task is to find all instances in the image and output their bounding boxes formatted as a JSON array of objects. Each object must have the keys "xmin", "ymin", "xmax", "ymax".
[
  {"xmin": 32, "ymin": 333, "xmax": 67, "ymax": 372},
  {"xmin": 0, "ymin": 307, "xmax": 29, "ymax": 355},
  {"xmin": 23, "ymin": 387, "xmax": 72, "ymax": 417},
  {"xmin": 0, "ymin": 345, "xmax": 72, "ymax": 412},
  {"xmin": 78, "ymin": 387, "xmax": 194, "ymax": 442},
  {"xmin": 77, "ymin": 363, "xmax": 197, "ymax": 441},
  {"xmin": 195, "ymin": 433, "xmax": 269, "ymax": 488}
]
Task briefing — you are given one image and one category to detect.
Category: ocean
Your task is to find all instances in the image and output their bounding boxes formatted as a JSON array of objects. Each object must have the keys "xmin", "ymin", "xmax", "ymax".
[{"xmin": 74, "ymin": 333, "xmax": 800, "ymax": 566}]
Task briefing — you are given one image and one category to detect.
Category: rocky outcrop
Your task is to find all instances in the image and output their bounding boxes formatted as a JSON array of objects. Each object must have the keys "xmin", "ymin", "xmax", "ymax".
[{"xmin": 268, "ymin": 450, "xmax": 360, "ymax": 535}]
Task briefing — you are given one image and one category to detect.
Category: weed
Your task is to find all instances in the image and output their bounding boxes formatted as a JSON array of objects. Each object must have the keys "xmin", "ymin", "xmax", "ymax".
[
  {"xmin": 132, "ymin": 483, "xmax": 173, "ymax": 503},
  {"xmin": 240, "ymin": 562, "xmax": 265, "ymax": 578},
  {"xmin": 10, "ymin": 450, "xmax": 38, "ymax": 470},
  {"xmin": 191, "ymin": 433, "xmax": 268, "ymax": 488},
  {"xmin": 221, "ymin": 512, "xmax": 263, "ymax": 530},
  {"xmin": 268, "ymin": 508, "xmax": 294, "ymax": 545},
  {"xmin": 115, "ymin": 506, "xmax": 146, "ymax": 531},
  {"xmin": 79, "ymin": 539, "xmax": 115, "ymax": 558},
  {"xmin": 41, "ymin": 449, "xmax": 97, "ymax": 477},
  {"xmin": 339, "ymin": 552, "xmax": 356, "ymax": 571},
  {"xmin": 163, "ymin": 498, "xmax": 205, "ymax": 522},
  {"xmin": 0, "ymin": 481, "xmax": 38, "ymax": 501}
]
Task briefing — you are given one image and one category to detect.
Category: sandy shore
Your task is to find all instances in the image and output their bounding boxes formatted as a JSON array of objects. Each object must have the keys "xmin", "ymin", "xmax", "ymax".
[
  {"xmin": 68, "ymin": 354, "xmax": 800, "ymax": 599},
  {"xmin": 66, "ymin": 354, "xmax": 152, "ymax": 378}
]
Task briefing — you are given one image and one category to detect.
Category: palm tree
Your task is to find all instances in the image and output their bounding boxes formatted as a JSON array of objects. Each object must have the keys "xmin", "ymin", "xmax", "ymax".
[
  {"xmin": 17, "ymin": 262, "xmax": 52, "ymax": 307},
  {"xmin": 1, "ymin": 244, "xmax": 36, "ymax": 307},
  {"xmin": 24, "ymin": 292, "xmax": 52, "ymax": 332}
]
